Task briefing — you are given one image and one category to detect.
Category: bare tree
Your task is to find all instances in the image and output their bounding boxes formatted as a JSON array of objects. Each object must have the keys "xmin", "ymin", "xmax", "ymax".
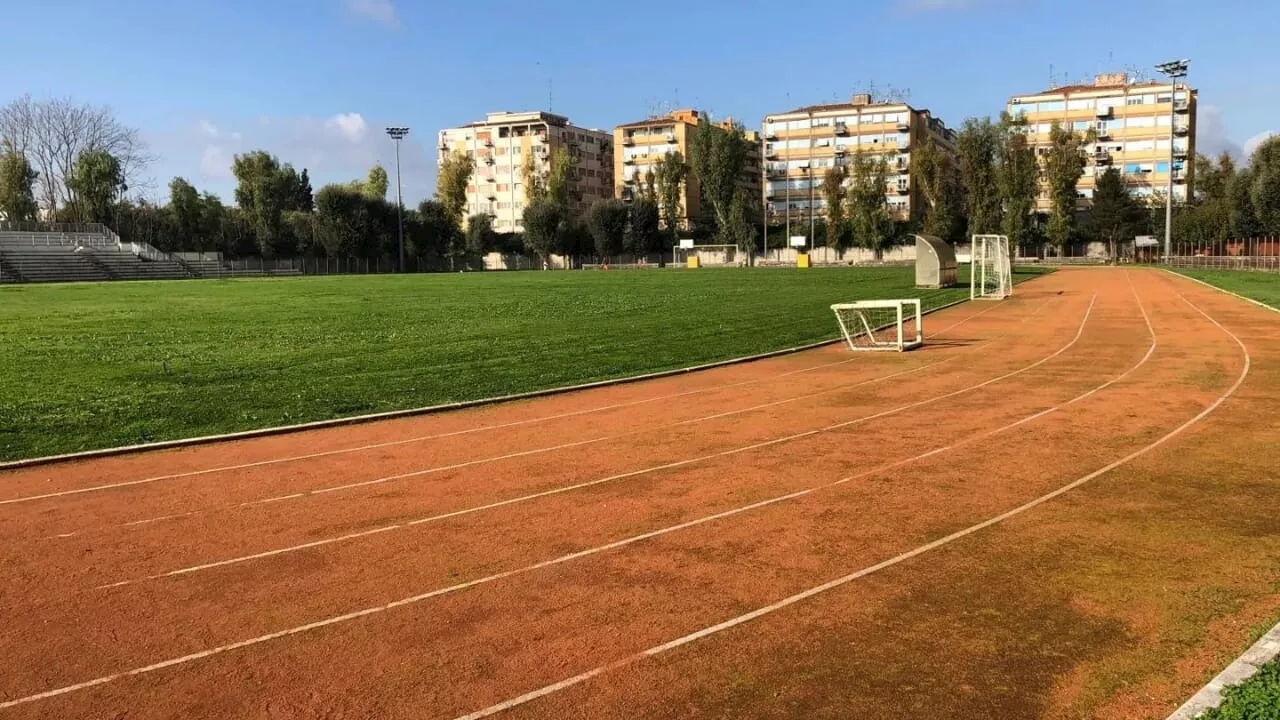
[{"xmin": 0, "ymin": 94, "xmax": 153, "ymax": 216}]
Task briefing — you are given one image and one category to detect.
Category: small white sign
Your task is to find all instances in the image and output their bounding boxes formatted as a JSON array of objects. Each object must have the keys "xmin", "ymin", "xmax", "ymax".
[
  {"xmin": 678, "ymin": 239, "xmax": 695, "ymax": 249},
  {"xmin": 1134, "ymin": 235, "xmax": 1159, "ymax": 247},
  {"xmin": 789, "ymin": 236, "xmax": 808, "ymax": 248}
]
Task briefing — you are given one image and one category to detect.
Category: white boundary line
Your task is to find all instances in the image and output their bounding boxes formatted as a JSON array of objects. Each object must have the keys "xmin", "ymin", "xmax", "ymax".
[
  {"xmin": 2, "ymin": 300, "xmax": 1011, "ymax": 507},
  {"xmin": 1162, "ymin": 267, "xmax": 1280, "ymax": 314},
  {"xmin": 88, "ymin": 296, "xmax": 1076, "ymax": 563},
  {"xmin": 0, "ymin": 291, "xmax": 999, "ymax": 473},
  {"xmin": 450, "ymin": 273, "xmax": 1252, "ymax": 720},
  {"xmin": 0, "ymin": 286, "xmax": 1142, "ymax": 709}
]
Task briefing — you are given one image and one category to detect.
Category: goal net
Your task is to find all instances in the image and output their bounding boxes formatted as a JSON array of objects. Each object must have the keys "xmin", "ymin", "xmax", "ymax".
[
  {"xmin": 831, "ymin": 299, "xmax": 923, "ymax": 352},
  {"xmin": 971, "ymin": 234, "xmax": 1013, "ymax": 300}
]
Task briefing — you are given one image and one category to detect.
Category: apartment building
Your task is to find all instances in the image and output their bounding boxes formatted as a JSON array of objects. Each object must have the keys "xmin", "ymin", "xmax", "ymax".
[
  {"xmin": 437, "ymin": 111, "xmax": 614, "ymax": 233},
  {"xmin": 614, "ymin": 109, "xmax": 761, "ymax": 227},
  {"xmin": 1008, "ymin": 72, "xmax": 1196, "ymax": 210},
  {"xmin": 762, "ymin": 94, "xmax": 957, "ymax": 229}
]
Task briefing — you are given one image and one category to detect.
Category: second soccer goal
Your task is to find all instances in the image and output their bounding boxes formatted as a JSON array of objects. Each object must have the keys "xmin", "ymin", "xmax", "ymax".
[
  {"xmin": 971, "ymin": 234, "xmax": 1013, "ymax": 300},
  {"xmin": 831, "ymin": 299, "xmax": 923, "ymax": 352}
]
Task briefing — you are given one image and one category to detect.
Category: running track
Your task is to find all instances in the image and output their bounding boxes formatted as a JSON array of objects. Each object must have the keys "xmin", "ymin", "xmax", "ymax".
[{"xmin": 2, "ymin": 268, "xmax": 1278, "ymax": 719}]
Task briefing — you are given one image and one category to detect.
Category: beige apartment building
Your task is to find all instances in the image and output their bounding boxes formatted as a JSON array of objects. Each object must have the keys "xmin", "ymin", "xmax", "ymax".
[
  {"xmin": 613, "ymin": 109, "xmax": 761, "ymax": 227},
  {"xmin": 762, "ymin": 94, "xmax": 957, "ymax": 229},
  {"xmin": 437, "ymin": 111, "xmax": 614, "ymax": 233},
  {"xmin": 1008, "ymin": 73, "xmax": 1196, "ymax": 211}
]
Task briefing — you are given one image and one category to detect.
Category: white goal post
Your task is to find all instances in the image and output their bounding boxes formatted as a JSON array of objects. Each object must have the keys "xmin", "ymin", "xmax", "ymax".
[
  {"xmin": 831, "ymin": 299, "xmax": 923, "ymax": 352},
  {"xmin": 971, "ymin": 234, "xmax": 1013, "ymax": 300}
]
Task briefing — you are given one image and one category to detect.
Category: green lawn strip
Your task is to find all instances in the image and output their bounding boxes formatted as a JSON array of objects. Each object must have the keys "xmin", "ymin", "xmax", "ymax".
[
  {"xmin": 1169, "ymin": 268, "xmax": 1280, "ymax": 309},
  {"xmin": 0, "ymin": 265, "xmax": 1049, "ymax": 462},
  {"xmin": 1201, "ymin": 657, "xmax": 1280, "ymax": 720}
]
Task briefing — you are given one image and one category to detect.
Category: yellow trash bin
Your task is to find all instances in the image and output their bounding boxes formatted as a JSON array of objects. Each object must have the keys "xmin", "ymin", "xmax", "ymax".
[
  {"xmin": 687, "ymin": 256, "xmax": 701, "ymax": 268},
  {"xmin": 797, "ymin": 253, "xmax": 811, "ymax": 269}
]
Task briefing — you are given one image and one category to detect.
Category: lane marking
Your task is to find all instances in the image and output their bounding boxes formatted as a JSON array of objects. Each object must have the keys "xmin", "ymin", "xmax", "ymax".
[
  {"xmin": 452, "ymin": 273, "xmax": 1252, "ymax": 720},
  {"xmin": 0, "ymin": 293, "xmax": 1130, "ymax": 708},
  {"xmin": 97, "ymin": 298, "xmax": 1081, "ymax": 588},
  {"xmin": 5, "ymin": 301, "xmax": 1012, "ymax": 508}
]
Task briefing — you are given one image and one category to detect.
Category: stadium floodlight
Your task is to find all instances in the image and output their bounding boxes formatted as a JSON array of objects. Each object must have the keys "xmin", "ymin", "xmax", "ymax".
[
  {"xmin": 1156, "ymin": 59, "xmax": 1189, "ymax": 262},
  {"xmin": 970, "ymin": 235, "xmax": 1012, "ymax": 300},
  {"xmin": 385, "ymin": 127, "xmax": 410, "ymax": 273},
  {"xmin": 831, "ymin": 299, "xmax": 923, "ymax": 352}
]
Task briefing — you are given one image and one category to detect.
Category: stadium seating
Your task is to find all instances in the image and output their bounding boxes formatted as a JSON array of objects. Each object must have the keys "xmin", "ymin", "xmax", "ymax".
[{"xmin": 0, "ymin": 227, "xmax": 197, "ymax": 283}]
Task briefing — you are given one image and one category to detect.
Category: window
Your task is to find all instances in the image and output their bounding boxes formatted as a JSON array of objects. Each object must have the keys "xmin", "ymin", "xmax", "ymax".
[
  {"xmin": 1010, "ymin": 104, "xmax": 1029, "ymax": 117},
  {"xmin": 1157, "ymin": 93, "xmax": 1172, "ymax": 104},
  {"xmin": 497, "ymin": 183, "xmax": 509, "ymax": 192},
  {"xmin": 1124, "ymin": 163, "xmax": 1142, "ymax": 175},
  {"xmin": 1073, "ymin": 120, "xmax": 1091, "ymax": 131},
  {"xmin": 1156, "ymin": 162, "xmax": 1170, "ymax": 173},
  {"xmin": 1125, "ymin": 96, "xmax": 1145, "ymax": 106},
  {"xmin": 1067, "ymin": 98, "xmax": 1094, "ymax": 111},
  {"xmin": 1126, "ymin": 116, "xmax": 1156, "ymax": 128},
  {"xmin": 1038, "ymin": 101, "xmax": 1065, "ymax": 112}
]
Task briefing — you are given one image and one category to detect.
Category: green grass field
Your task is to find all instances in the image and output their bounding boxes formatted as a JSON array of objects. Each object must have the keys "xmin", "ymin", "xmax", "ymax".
[
  {"xmin": 0, "ymin": 266, "xmax": 1047, "ymax": 462},
  {"xmin": 1169, "ymin": 269, "xmax": 1280, "ymax": 309}
]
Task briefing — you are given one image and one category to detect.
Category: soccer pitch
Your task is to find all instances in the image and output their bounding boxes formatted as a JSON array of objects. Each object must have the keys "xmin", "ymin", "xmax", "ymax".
[{"xmin": 0, "ymin": 266, "xmax": 1044, "ymax": 462}]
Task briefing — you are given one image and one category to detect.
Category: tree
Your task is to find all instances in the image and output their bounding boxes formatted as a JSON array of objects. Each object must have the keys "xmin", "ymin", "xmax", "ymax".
[
  {"xmin": 688, "ymin": 117, "xmax": 750, "ymax": 240},
  {"xmin": 0, "ymin": 142, "xmax": 39, "ymax": 222},
  {"xmin": 846, "ymin": 151, "xmax": 894, "ymax": 258},
  {"xmin": 412, "ymin": 200, "xmax": 456, "ymax": 260},
  {"xmin": 436, "ymin": 150, "xmax": 474, "ymax": 228},
  {"xmin": 1088, "ymin": 168, "xmax": 1146, "ymax": 261},
  {"xmin": 996, "ymin": 114, "xmax": 1039, "ymax": 249},
  {"xmin": 524, "ymin": 146, "xmax": 574, "ymax": 207},
  {"xmin": 65, "ymin": 149, "xmax": 124, "ymax": 224},
  {"xmin": 365, "ymin": 165, "xmax": 389, "ymax": 200},
  {"xmin": 912, "ymin": 137, "xmax": 963, "ymax": 242},
  {"xmin": 279, "ymin": 166, "xmax": 313, "ymax": 212},
  {"xmin": 199, "ymin": 192, "xmax": 228, "ymax": 254},
  {"xmin": 0, "ymin": 95, "xmax": 152, "ymax": 215},
  {"xmin": 232, "ymin": 151, "xmax": 292, "ymax": 256},
  {"xmin": 1042, "ymin": 122, "xmax": 1091, "ymax": 247},
  {"xmin": 725, "ymin": 187, "xmax": 758, "ymax": 263},
  {"xmin": 465, "ymin": 212, "xmax": 495, "ymax": 257},
  {"xmin": 585, "ymin": 198, "xmax": 629, "ymax": 258},
  {"xmin": 653, "ymin": 152, "xmax": 688, "ymax": 242},
  {"xmin": 1228, "ymin": 168, "xmax": 1262, "ymax": 239},
  {"xmin": 626, "ymin": 199, "xmax": 661, "ymax": 257},
  {"xmin": 955, "ymin": 117, "xmax": 1002, "ymax": 237},
  {"xmin": 168, "ymin": 177, "xmax": 202, "ymax": 247},
  {"xmin": 820, "ymin": 166, "xmax": 849, "ymax": 248},
  {"xmin": 1249, "ymin": 136, "xmax": 1280, "ymax": 234},
  {"xmin": 522, "ymin": 197, "xmax": 563, "ymax": 267}
]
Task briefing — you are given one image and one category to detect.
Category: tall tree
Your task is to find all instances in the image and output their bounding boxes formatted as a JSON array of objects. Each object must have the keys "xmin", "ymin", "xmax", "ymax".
[
  {"xmin": 955, "ymin": 117, "xmax": 1002, "ymax": 237},
  {"xmin": 1087, "ymin": 168, "xmax": 1146, "ymax": 260},
  {"xmin": 626, "ymin": 199, "xmax": 661, "ymax": 257},
  {"xmin": 168, "ymin": 177, "xmax": 202, "ymax": 246},
  {"xmin": 1248, "ymin": 136, "xmax": 1280, "ymax": 234},
  {"xmin": 653, "ymin": 151, "xmax": 688, "ymax": 242},
  {"xmin": 365, "ymin": 164, "xmax": 390, "ymax": 200},
  {"xmin": 279, "ymin": 166, "xmax": 313, "ymax": 211},
  {"xmin": 912, "ymin": 137, "xmax": 963, "ymax": 242},
  {"xmin": 523, "ymin": 146, "xmax": 574, "ymax": 207},
  {"xmin": 0, "ymin": 95, "xmax": 152, "ymax": 215},
  {"xmin": 413, "ymin": 200, "xmax": 456, "ymax": 259},
  {"xmin": 1228, "ymin": 168, "xmax": 1262, "ymax": 238},
  {"xmin": 1042, "ymin": 121, "xmax": 1090, "ymax": 247},
  {"xmin": 522, "ymin": 197, "xmax": 563, "ymax": 267},
  {"xmin": 65, "ymin": 149, "xmax": 124, "ymax": 224},
  {"xmin": 199, "ymin": 192, "xmax": 228, "ymax": 254},
  {"xmin": 725, "ymin": 187, "xmax": 758, "ymax": 263},
  {"xmin": 436, "ymin": 150, "xmax": 475, "ymax": 228},
  {"xmin": 232, "ymin": 150, "xmax": 290, "ymax": 256},
  {"xmin": 846, "ymin": 151, "xmax": 894, "ymax": 257},
  {"xmin": 688, "ymin": 117, "xmax": 750, "ymax": 240},
  {"xmin": 996, "ymin": 114, "xmax": 1039, "ymax": 248},
  {"xmin": 820, "ymin": 166, "xmax": 849, "ymax": 248},
  {"xmin": 465, "ymin": 212, "xmax": 495, "ymax": 257},
  {"xmin": 585, "ymin": 198, "xmax": 629, "ymax": 258},
  {"xmin": 0, "ymin": 142, "xmax": 39, "ymax": 222}
]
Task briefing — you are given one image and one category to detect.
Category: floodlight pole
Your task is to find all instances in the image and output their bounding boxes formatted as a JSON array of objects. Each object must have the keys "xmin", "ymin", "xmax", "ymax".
[
  {"xmin": 1156, "ymin": 59, "xmax": 1188, "ymax": 262},
  {"xmin": 385, "ymin": 127, "xmax": 410, "ymax": 272}
]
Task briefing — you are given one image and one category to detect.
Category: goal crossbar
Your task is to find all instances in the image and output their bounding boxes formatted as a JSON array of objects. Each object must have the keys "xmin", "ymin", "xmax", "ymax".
[{"xmin": 830, "ymin": 299, "xmax": 923, "ymax": 352}]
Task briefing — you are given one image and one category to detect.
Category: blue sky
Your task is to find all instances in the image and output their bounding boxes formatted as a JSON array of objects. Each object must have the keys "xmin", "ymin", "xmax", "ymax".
[{"xmin": 2, "ymin": 0, "xmax": 1276, "ymax": 206}]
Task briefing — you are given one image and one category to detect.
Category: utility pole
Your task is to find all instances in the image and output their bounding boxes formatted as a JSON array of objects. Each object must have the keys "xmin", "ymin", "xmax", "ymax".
[
  {"xmin": 1155, "ymin": 59, "xmax": 1189, "ymax": 262},
  {"xmin": 385, "ymin": 127, "xmax": 410, "ymax": 273}
]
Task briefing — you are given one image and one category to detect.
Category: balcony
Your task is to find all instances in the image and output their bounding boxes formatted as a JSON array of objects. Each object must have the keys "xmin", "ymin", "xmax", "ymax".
[
  {"xmin": 834, "ymin": 122, "xmax": 849, "ymax": 135},
  {"xmin": 1174, "ymin": 99, "xmax": 1190, "ymax": 113},
  {"xmin": 1173, "ymin": 170, "xmax": 1187, "ymax": 183},
  {"xmin": 834, "ymin": 147, "xmax": 847, "ymax": 157},
  {"xmin": 624, "ymin": 157, "xmax": 636, "ymax": 165},
  {"xmin": 765, "ymin": 132, "xmax": 778, "ymax": 141},
  {"xmin": 484, "ymin": 157, "xmax": 495, "ymax": 165},
  {"xmin": 1173, "ymin": 149, "xmax": 1189, "ymax": 161},
  {"xmin": 664, "ymin": 134, "xmax": 677, "ymax": 144},
  {"xmin": 1097, "ymin": 128, "xmax": 1111, "ymax": 140},
  {"xmin": 483, "ymin": 138, "xmax": 494, "ymax": 147},
  {"xmin": 767, "ymin": 169, "xmax": 788, "ymax": 180},
  {"xmin": 622, "ymin": 137, "xmax": 634, "ymax": 146},
  {"xmin": 896, "ymin": 185, "xmax": 910, "ymax": 195},
  {"xmin": 1096, "ymin": 106, "xmax": 1113, "ymax": 119},
  {"xmin": 896, "ymin": 121, "xmax": 910, "ymax": 132},
  {"xmin": 766, "ymin": 152, "xmax": 779, "ymax": 160},
  {"xmin": 1173, "ymin": 124, "xmax": 1190, "ymax": 137},
  {"xmin": 1094, "ymin": 150, "xmax": 1112, "ymax": 164}
]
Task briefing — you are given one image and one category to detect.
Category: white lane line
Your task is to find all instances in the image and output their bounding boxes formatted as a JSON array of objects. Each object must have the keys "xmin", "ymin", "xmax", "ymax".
[
  {"xmin": 96, "ymin": 296, "xmax": 1078, "ymax": 589},
  {"xmin": 451, "ymin": 275, "xmax": 1251, "ymax": 720},
  {"xmin": 0, "ymin": 295, "xmax": 1115, "ymax": 708},
  {"xmin": 4, "ymin": 301, "xmax": 1011, "ymax": 508}
]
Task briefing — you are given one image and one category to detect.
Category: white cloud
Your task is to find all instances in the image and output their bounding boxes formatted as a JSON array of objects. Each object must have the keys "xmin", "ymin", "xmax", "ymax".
[
  {"xmin": 343, "ymin": 0, "xmax": 401, "ymax": 28},
  {"xmin": 1195, "ymin": 105, "xmax": 1244, "ymax": 161},
  {"xmin": 200, "ymin": 145, "xmax": 233, "ymax": 181},
  {"xmin": 197, "ymin": 120, "xmax": 219, "ymax": 138},
  {"xmin": 325, "ymin": 112, "xmax": 368, "ymax": 143},
  {"xmin": 1244, "ymin": 130, "xmax": 1278, "ymax": 159}
]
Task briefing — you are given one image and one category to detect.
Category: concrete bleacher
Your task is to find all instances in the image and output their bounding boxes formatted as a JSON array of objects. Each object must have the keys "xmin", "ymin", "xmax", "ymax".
[{"xmin": 0, "ymin": 225, "xmax": 202, "ymax": 283}]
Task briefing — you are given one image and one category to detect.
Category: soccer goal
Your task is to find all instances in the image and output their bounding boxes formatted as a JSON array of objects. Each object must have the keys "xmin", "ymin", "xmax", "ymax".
[
  {"xmin": 971, "ymin": 234, "xmax": 1013, "ymax": 300},
  {"xmin": 831, "ymin": 299, "xmax": 923, "ymax": 352}
]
